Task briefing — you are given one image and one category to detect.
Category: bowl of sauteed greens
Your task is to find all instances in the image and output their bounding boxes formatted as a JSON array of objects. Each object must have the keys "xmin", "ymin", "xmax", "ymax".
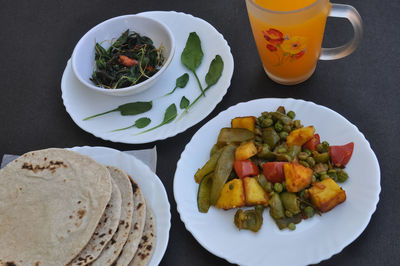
[
  {"xmin": 174, "ymin": 98, "xmax": 380, "ymax": 266},
  {"xmin": 72, "ymin": 15, "xmax": 175, "ymax": 96}
]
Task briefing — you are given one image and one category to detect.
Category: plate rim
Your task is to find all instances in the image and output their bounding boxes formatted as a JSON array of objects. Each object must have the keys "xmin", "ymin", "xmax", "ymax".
[
  {"xmin": 68, "ymin": 145, "xmax": 171, "ymax": 266},
  {"xmin": 173, "ymin": 97, "xmax": 381, "ymax": 265},
  {"xmin": 61, "ymin": 10, "xmax": 234, "ymax": 144}
]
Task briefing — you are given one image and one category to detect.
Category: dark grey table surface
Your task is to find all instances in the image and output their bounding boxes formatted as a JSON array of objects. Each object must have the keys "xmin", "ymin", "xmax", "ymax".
[{"xmin": 1, "ymin": 0, "xmax": 399, "ymax": 265}]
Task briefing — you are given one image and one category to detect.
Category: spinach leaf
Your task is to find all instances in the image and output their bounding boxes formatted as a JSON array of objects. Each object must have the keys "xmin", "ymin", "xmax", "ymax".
[
  {"xmin": 180, "ymin": 96, "xmax": 190, "ymax": 109},
  {"xmin": 163, "ymin": 73, "xmax": 189, "ymax": 96},
  {"xmin": 111, "ymin": 117, "xmax": 151, "ymax": 132},
  {"xmin": 137, "ymin": 104, "xmax": 177, "ymax": 134},
  {"xmin": 181, "ymin": 32, "xmax": 205, "ymax": 96},
  {"xmin": 83, "ymin": 101, "xmax": 152, "ymax": 120}
]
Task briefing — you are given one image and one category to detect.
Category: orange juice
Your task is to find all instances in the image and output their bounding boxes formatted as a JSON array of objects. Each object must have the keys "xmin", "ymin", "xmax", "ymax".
[{"xmin": 246, "ymin": 0, "xmax": 332, "ymax": 84}]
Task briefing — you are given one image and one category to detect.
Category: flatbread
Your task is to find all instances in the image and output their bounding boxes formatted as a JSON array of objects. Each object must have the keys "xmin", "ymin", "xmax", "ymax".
[
  {"xmin": 114, "ymin": 177, "xmax": 147, "ymax": 266},
  {"xmin": 0, "ymin": 148, "xmax": 112, "ymax": 266},
  {"xmin": 69, "ymin": 177, "xmax": 122, "ymax": 266},
  {"xmin": 92, "ymin": 166, "xmax": 134, "ymax": 266},
  {"xmin": 129, "ymin": 205, "xmax": 156, "ymax": 266}
]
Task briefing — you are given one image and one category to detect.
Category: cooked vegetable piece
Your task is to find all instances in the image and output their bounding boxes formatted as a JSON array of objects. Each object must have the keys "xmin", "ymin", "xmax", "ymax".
[
  {"xmin": 286, "ymin": 126, "xmax": 315, "ymax": 146},
  {"xmin": 313, "ymin": 151, "xmax": 330, "ymax": 163},
  {"xmin": 308, "ymin": 178, "xmax": 346, "ymax": 212},
  {"xmin": 233, "ymin": 160, "xmax": 259, "ymax": 179},
  {"xmin": 217, "ymin": 128, "xmax": 254, "ymax": 145},
  {"xmin": 235, "ymin": 141, "xmax": 257, "ymax": 161},
  {"xmin": 270, "ymin": 112, "xmax": 292, "ymax": 125},
  {"xmin": 257, "ymin": 144, "xmax": 276, "ymax": 160},
  {"xmin": 262, "ymin": 162, "xmax": 286, "ymax": 183},
  {"xmin": 215, "ymin": 179, "xmax": 245, "ymax": 209},
  {"xmin": 194, "ymin": 149, "xmax": 223, "ymax": 183},
  {"xmin": 262, "ymin": 128, "xmax": 280, "ymax": 149},
  {"xmin": 274, "ymin": 214, "xmax": 302, "ymax": 230},
  {"xmin": 234, "ymin": 205, "xmax": 264, "ymax": 232},
  {"xmin": 269, "ymin": 192, "xmax": 285, "ymax": 220},
  {"xmin": 210, "ymin": 144, "xmax": 236, "ymax": 205},
  {"xmin": 243, "ymin": 177, "xmax": 269, "ymax": 207},
  {"xmin": 283, "ymin": 163, "xmax": 313, "ymax": 192},
  {"xmin": 197, "ymin": 173, "xmax": 213, "ymax": 213},
  {"xmin": 280, "ymin": 192, "xmax": 300, "ymax": 214},
  {"xmin": 231, "ymin": 116, "xmax": 257, "ymax": 132},
  {"xmin": 329, "ymin": 142, "xmax": 354, "ymax": 168},
  {"xmin": 303, "ymin": 134, "xmax": 320, "ymax": 151}
]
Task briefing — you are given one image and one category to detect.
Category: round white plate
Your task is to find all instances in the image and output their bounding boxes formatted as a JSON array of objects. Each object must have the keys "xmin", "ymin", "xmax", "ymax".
[
  {"xmin": 174, "ymin": 98, "xmax": 381, "ymax": 266},
  {"xmin": 61, "ymin": 11, "xmax": 234, "ymax": 144},
  {"xmin": 69, "ymin": 146, "xmax": 170, "ymax": 266}
]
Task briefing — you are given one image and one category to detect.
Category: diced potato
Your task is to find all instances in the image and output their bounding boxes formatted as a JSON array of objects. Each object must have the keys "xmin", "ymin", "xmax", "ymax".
[
  {"xmin": 286, "ymin": 126, "xmax": 315, "ymax": 146},
  {"xmin": 235, "ymin": 141, "xmax": 257, "ymax": 161},
  {"xmin": 231, "ymin": 116, "xmax": 257, "ymax": 132},
  {"xmin": 308, "ymin": 178, "xmax": 346, "ymax": 212},
  {"xmin": 243, "ymin": 177, "xmax": 269, "ymax": 207},
  {"xmin": 283, "ymin": 163, "xmax": 312, "ymax": 192},
  {"xmin": 215, "ymin": 179, "xmax": 246, "ymax": 210}
]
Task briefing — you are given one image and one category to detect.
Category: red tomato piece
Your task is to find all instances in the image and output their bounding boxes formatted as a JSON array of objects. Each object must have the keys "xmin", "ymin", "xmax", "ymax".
[
  {"xmin": 329, "ymin": 142, "xmax": 354, "ymax": 168},
  {"xmin": 262, "ymin": 162, "xmax": 287, "ymax": 183},
  {"xmin": 233, "ymin": 160, "xmax": 259, "ymax": 179},
  {"xmin": 303, "ymin": 134, "xmax": 320, "ymax": 151}
]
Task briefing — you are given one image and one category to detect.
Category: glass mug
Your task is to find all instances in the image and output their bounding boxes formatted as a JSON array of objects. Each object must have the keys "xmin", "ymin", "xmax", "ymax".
[{"xmin": 245, "ymin": 0, "xmax": 363, "ymax": 85}]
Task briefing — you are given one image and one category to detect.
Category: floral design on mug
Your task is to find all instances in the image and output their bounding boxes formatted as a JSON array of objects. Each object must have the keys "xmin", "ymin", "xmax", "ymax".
[{"xmin": 263, "ymin": 28, "xmax": 307, "ymax": 66}]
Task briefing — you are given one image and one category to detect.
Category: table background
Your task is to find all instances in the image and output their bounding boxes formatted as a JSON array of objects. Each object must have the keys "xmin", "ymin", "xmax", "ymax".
[{"xmin": 0, "ymin": 0, "xmax": 398, "ymax": 265}]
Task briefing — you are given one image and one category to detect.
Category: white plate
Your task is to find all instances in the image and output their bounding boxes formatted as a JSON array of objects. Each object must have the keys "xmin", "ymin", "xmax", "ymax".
[
  {"xmin": 61, "ymin": 11, "xmax": 234, "ymax": 144},
  {"xmin": 173, "ymin": 98, "xmax": 381, "ymax": 266},
  {"xmin": 69, "ymin": 146, "xmax": 170, "ymax": 266}
]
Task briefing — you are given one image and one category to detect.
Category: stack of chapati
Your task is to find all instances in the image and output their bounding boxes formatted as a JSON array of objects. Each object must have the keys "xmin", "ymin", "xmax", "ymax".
[{"xmin": 0, "ymin": 148, "xmax": 156, "ymax": 266}]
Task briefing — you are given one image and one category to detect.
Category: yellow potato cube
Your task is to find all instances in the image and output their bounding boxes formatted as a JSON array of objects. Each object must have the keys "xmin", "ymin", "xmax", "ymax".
[
  {"xmin": 235, "ymin": 141, "xmax": 257, "ymax": 161},
  {"xmin": 215, "ymin": 179, "xmax": 245, "ymax": 210},
  {"xmin": 284, "ymin": 163, "xmax": 312, "ymax": 192},
  {"xmin": 243, "ymin": 177, "xmax": 269, "ymax": 207},
  {"xmin": 286, "ymin": 126, "xmax": 315, "ymax": 146},
  {"xmin": 308, "ymin": 178, "xmax": 346, "ymax": 212},
  {"xmin": 231, "ymin": 116, "xmax": 257, "ymax": 132}
]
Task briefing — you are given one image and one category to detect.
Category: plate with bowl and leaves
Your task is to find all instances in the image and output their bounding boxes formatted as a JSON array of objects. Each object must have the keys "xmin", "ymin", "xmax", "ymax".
[{"xmin": 61, "ymin": 11, "xmax": 234, "ymax": 144}]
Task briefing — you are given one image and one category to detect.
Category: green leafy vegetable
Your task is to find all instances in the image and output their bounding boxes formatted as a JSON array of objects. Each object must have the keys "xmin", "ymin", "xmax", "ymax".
[
  {"xmin": 180, "ymin": 96, "xmax": 190, "ymax": 109},
  {"xmin": 179, "ymin": 55, "xmax": 224, "ymax": 119},
  {"xmin": 181, "ymin": 32, "xmax": 205, "ymax": 96},
  {"xmin": 136, "ymin": 104, "xmax": 177, "ymax": 134},
  {"xmin": 83, "ymin": 101, "xmax": 152, "ymax": 120},
  {"xmin": 163, "ymin": 73, "xmax": 190, "ymax": 96},
  {"xmin": 111, "ymin": 117, "xmax": 151, "ymax": 132}
]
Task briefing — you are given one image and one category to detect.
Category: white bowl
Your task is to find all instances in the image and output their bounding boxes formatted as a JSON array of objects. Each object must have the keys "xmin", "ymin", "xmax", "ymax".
[{"xmin": 71, "ymin": 15, "xmax": 175, "ymax": 96}]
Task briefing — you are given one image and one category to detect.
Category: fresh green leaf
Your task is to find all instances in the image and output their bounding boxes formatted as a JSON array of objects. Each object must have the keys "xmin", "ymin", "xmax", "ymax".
[
  {"xmin": 176, "ymin": 73, "xmax": 190, "ymax": 88},
  {"xmin": 180, "ymin": 96, "xmax": 190, "ymax": 109},
  {"xmin": 205, "ymin": 55, "xmax": 224, "ymax": 88},
  {"xmin": 111, "ymin": 117, "xmax": 151, "ymax": 132},
  {"xmin": 181, "ymin": 32, "xmax": 203, "ymax": 71},
  {"xmin": 136, "ymin": 104, "xmax": 177, "ymax": 134},
  {"xmin": 83, "ymin": 101, "xmax": 152, "ymax": 120}
]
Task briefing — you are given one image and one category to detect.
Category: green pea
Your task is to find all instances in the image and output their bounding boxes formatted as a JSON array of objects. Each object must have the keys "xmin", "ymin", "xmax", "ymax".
[
  {"xmin": 298, "ymin": 152, "xmax": 309, "ymax": 160},
  {"xmin": 264, "ymin": 181, "xmax": 273, "ymax": 192},
  {"xmin": 285, "ymin": 210, "xmax": 293, "ymax": 218},
  {"xmin": 280, "ymin": 131, "xmax": 289, "ymax": 140},
  {"xmin": 261, "ymin": 111, "xmax": 269, "ymax": 118},
  {"xmin": 299, "ymin": 160, "xmax": 310, "ymax": 168},
  {"xmin": 278, "ymin": 147, "xmax": 287, "ymax": 153},
  {"xmin": 294, "ymin": 120, "xmax": 302, "ymax": 128},
  {"xmin": 287, "ymin": 110, "xmax": 296, "ymax": 119},
  {"xmin": 275, "ymin": 121, "xmax": 283, "ymax": 132},
  {"xmin": 337, "ymin": 170, "xmax": 349, "ymax": 182},
  {"xmin": 303, "ymin": 149, "xmax": 312, "ymax": 156},
  {"xmin": 274, "ymin": 182, "xmax": 283, "ymax": 193},
  {"xmin": 306, "ymin": 157, "xmax": 316, "ymax": 167},
  {"xmin": 262, "ymin": 118, "xmax": 273, "ymax": 128},
  {"xmin": 320, "ymin": 174, "xmax": 330, "ymax": 180},
  {"xmin": 283, "ymin": 124, "xmax": 292, "ymax": 133},
  {"xmin": 304, "ymin": 206, "xmax": 315, "ymax": 218},
  {"xmin": 288, "ymin": 223, "xmax": 296, "ymax": 230},
  {"xmin": 311, "ymin": 174, "xmax": 317, "ymax": 183}
]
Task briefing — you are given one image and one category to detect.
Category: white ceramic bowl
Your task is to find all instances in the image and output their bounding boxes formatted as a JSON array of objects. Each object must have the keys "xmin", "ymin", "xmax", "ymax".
[{"xmin": 71, "ymin": 15, "xmax": 175, "ymax": 96}]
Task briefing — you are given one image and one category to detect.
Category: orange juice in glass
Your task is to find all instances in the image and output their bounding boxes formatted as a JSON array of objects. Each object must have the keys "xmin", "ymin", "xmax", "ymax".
[{"xmin": 245, "ymin": 0, "xmax": 363, "ymax": 85}]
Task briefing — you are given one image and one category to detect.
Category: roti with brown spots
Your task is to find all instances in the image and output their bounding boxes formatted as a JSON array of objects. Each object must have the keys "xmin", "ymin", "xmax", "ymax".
[
  {"xmin": 69, "ymin": 177, "xmax": 122, "ymax": 266},
  {"xmin": 92, "ymin": 166, "xmax": 134, "ymax": 266},
  {"xmin": 0, "ymin": 148, "xmax": 112, "ymax": 266},
  {"xmin": 114, "ymin": 177, "xmax": 146, "ymax": 266}
]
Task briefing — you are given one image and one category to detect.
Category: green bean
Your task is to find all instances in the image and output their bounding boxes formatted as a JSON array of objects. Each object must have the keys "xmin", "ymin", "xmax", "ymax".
[
  {"xmin": 262, "ymin": 127, "xmax": 280, "ymax": 149},
  {"xmin": 299, "ymin": 160, "xmax": 310, "ymax": 168},
  {"xmin": 313, "ymin": 152, "xmax": 330, "ymax": 163},
  {"xmin": 195, "ymin": 148, "xmax": 223, "ymax": 183},
  {"xmin": 257, "ymin": 143, "xmax": 276, "ymax": 160},
  {"xmin": 287, "ymin": 110, "xmax": 296, "ymax": 119},
  {"xmin": 280, "ymin": 192, "xmax": 300, "ymax": 214},
  {"xmin": 269, "ymin": 193, "xmax": 285, "ymax": 220}
]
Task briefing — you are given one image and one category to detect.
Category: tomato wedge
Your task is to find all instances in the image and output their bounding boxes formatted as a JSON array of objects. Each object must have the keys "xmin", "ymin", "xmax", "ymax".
[
  {"xmin": 262, "ymin": 162, "xmax": 286, "ymax": 183},
  {"xmin": 233, "ymin": 160, "xmax": 259, "ymax": 179},
  {"xmin": 329, "ymin": 142, "xmax": 354, "ymax": 168},
  {"xmin": 303, "ymin": 134, "xmax": 320, "ymax": 151}
]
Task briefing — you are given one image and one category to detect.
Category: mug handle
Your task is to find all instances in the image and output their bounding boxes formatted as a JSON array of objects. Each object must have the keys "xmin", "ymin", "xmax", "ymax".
[{"xmin": 320, "ymin": 4, "xmax": 363, "ymax": 60}]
